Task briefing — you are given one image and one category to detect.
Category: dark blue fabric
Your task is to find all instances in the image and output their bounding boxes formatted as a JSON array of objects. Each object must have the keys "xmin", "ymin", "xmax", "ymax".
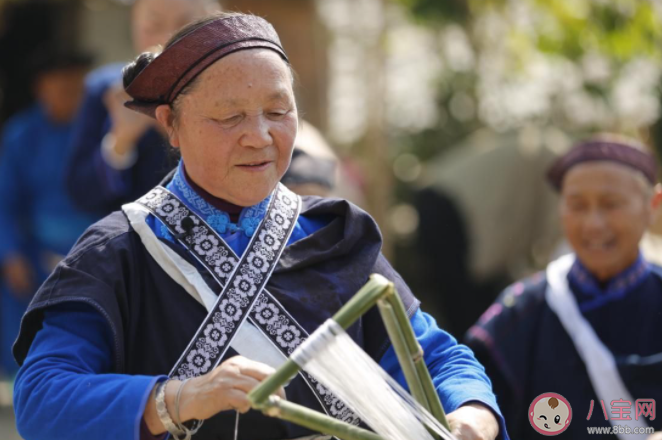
[
  {"xmin": 568, "ymin": 252, "xmax": 650, "ymax": 313},
  {"xmin": 0, "ymin": 104, "xmax": 97, "ymax": 375},
  {"xmin": 13, "ymin": 195, "xmax": 506, "ymax": 440},
  {"xmin": 65, "ymin": 63, "xmax": 171, "ymax": 216},
  {"xmin": 16, "ymin": 305, "xmax": 505, "ymax": 440},
  {"xmin": 14, "ymin": 302, "xmax": 162, "ymax": 440},
  {"xmin": 465, "ymin": 256, "xmax": 662, "ymax": 439}
]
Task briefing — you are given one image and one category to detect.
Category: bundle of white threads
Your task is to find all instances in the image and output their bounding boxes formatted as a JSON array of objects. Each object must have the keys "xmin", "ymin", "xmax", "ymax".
[{"xmin": 291, "ymin": 319, "xmax": 457, "ymax": 440}]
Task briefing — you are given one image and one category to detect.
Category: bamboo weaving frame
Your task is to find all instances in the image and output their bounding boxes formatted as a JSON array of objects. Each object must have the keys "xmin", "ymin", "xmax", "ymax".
[{"xmin": 247, "ymin": 274, "xmax": 450, "ymax": 440}]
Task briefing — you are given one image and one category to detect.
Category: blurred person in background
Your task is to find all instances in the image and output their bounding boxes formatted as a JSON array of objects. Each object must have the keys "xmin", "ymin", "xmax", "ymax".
[
  {"xmin": 0, "ymin": 49, "xmax": 96, "ymax": 379},
  {"xmin": 281, "ymin": 120, "xmax": 338, "ymax": 197},
  {"xmin": 466, "ymin": 135, "xmax": 662, "ymax": 439},
  {"xmin": 282, "ymin": 120, "xmax": 367, "ymax": 205},
  {"xmin": 65, "ymin": 0, "xmax": 218, "ymax": 217}
]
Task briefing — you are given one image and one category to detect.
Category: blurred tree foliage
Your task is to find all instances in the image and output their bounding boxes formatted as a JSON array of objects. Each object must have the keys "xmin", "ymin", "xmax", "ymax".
[
  {"xmin": 394, "ymin": 0, "xmax": 470, "ymax": 24},
  {"xmin": 532, "ymin": 0, "xmax": 662, "ymax": 61},
  {"xmin": 389, "ymin": 0, "xmax": 662, "ymax": 161},
  {"xmin": 396, "ymin": 0, "xmax": 662, "ymax": 61}
]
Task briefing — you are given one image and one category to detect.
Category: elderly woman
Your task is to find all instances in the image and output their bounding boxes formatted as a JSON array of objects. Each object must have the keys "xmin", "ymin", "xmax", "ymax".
[{"xmin": 13, "ymin": 12, "xmax": 507, "ymax": 440}]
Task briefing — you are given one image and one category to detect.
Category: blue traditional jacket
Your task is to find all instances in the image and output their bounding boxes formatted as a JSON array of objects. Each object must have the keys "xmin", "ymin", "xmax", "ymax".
[
  {"xmin": 13, "ymin": 165, "xmax": 508, "ymax": 440},
  {"xmin": 466, "ymin": 254, "xmax": 662, "ymax": 439},
  {"xmin": 0, "ymin": 104, "xmax": 97, "ymax": 375}
]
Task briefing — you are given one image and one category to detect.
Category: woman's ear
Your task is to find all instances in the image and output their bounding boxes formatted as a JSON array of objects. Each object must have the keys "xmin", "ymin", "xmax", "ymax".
[
  {"xmin": 155, "ymin": 105, "xmax": 180, "ymax": 148},
  {"xmin": 649, "ymin": 183, "xmax": 662, "ymax": 219}
]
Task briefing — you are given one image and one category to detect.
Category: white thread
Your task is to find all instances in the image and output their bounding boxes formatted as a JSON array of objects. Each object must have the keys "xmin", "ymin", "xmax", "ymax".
[
  {"xmin": 291, "ymin": 319, "xmax": 341, "ymax": 367},
  {"xmin": 291, "ymin": 319, "xmax": 457, "ymax": 440}
]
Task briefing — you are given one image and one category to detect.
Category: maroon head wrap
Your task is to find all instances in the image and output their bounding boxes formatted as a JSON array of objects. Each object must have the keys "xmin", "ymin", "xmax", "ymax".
[
  {"xmin": 547, "ymin": 138, "xmax": 658, "ymax": 191},
  {"xmin": 124, "ymin": 14, "xmax": 288, "ymax": 117}
]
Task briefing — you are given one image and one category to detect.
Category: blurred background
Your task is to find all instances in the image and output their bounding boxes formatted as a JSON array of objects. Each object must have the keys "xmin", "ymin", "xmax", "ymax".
[{"xmin": 1, "ymin": 0, "xmax": 662, "ymax": 437}]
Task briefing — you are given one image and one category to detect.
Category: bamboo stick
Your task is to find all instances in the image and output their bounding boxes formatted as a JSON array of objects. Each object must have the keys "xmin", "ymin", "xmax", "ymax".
[
  {"xmin": 249, "ymin": 358, "xmax": 300, "ymax": 410},
  {"xmin": 376, "ymin": 297, "xmax": 428, "ymax": 408},
  {"xmin": 249, "ymin": 274, "xmax": 391, "ymax": 407},
  {"xmin": 378, "ymin": 288, "xmax": 440, "ymax": 439},
  {"xmin": 249, "ymin": 273, "xmax": 451, "ymax": 437},
  {"xmin": 415, "ymin": 360, "xmax": 450, "ymax": 430},
  {"xmin": 331, "ymin": 274, "xmax": 391, "ymax": 329},
  {"xmin": 261, "ymin": 396, "xmax": 383, "ymax": 440},
  {"xmin": 383, "ymin": 286, "xmax": 450, "ymax": 430}
]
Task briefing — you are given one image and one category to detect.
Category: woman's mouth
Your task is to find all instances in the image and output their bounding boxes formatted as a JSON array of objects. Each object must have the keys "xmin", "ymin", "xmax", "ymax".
[
  {"xmin": 544, "ymin": 423, "xmax": 550, "ymax": 429},
  {"xmin": 582, "ymin": 238, "xmax": 616, "ymax": 252},
  {"xmin": 237, "ymin": 161, "xmax": 272, "ymax": 172}
]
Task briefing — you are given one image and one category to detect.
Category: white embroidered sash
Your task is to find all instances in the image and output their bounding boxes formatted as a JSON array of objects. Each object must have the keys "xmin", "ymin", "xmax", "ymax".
[
  {"xmin": 545, "ymin": 254, "xmax": 650, "ymax": 440},
  {"xmin": 123, "ymin": 202, "xmax": 287, "ymax": 368},
  {"xmin": 123, "ymin": 183, "xmax": 359, "ymax": 424}
]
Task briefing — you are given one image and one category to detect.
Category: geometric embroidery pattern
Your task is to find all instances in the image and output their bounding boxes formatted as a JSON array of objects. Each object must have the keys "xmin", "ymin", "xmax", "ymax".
[
  {"xmin": 137, "ymin": 184, "xmax": 297, "ymax": 380},
  {"xmin": 136, "ymin": 183, "xmax": 359, "ymax": 424}
]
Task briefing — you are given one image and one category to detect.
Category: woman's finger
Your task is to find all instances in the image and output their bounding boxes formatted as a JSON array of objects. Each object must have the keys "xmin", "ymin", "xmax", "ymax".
[
  {"xmin": 225, "ymin": 356, "xmax": 276, "ymax": 380},
  {"xmin": 223, "ymin": 388, "xmax": 254, "ymax": 414}
]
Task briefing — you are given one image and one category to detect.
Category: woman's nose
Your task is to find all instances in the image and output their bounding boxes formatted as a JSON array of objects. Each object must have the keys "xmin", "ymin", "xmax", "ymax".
[
  {"xmin": 240, "ymin": 114, "xmax": 272, "ymax": 149},
  {"xmin": 584, "ymin": 208, "xmax": 608, "ymax": 231}
]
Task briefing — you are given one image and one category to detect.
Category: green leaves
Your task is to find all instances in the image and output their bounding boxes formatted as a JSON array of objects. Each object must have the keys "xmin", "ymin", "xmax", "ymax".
[{"xmin": 396, "ymin": 0, "xmax": 662, "ymax": 62}]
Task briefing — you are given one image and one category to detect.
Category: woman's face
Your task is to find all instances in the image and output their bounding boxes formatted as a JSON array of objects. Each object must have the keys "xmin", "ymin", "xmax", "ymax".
[
  {"xmin": 560, "ymin": 161, "xmax": 659, "ymax": 281},
  {"xmin": 157, "ymin": 49, "xmax": 298, "ymax": 206}
]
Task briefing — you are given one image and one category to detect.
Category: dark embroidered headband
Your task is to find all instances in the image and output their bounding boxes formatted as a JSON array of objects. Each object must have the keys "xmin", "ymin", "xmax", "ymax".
[
  {"xmin": 547, "ymin": 138, "xmax": 658, "ymax": 191},
  {"xmin": 124, "ymin": 14, "xmax": 288, "ymax": 117}
]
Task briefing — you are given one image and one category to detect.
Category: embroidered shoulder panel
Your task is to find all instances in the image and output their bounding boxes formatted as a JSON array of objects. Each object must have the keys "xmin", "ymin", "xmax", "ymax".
[{"xmin": 135, "ymin": 184, "xmax": 360, "ymax": 424}]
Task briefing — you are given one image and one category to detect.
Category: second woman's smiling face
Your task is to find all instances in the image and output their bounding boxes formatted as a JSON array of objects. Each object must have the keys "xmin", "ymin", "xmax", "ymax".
[{"xmin": 156, "ymin": 49, "xmax": 298, "ymax": 206}]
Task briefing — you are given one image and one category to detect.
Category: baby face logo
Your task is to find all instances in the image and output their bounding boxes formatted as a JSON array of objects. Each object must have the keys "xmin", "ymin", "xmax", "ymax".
[{"xmin": 529, "ymin": 393, "xmax": 572, "ymax": 435}]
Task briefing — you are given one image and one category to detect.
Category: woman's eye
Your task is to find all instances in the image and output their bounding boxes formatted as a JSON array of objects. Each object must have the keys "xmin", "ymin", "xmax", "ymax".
[
  {"xmin": 602, "ymin": 200, "xmax": 621, "ymax": 210},
  {"xmin": 218, "ymin": 115, "xmax": 241, "ymax": 125},
  {"xmin": 554, "ymin": 415, "xmax": 560, "ymax": 424},
  {"xmin": 539, "ymin": 415, "xmax": 547, "ymax": 420},
  {"xmin": 568, "ymin": 201, "xmax": 586, "ymax": 211},
  {"xmin": 267, "ymin": 111, "xmax": 287, "ymax": 119}
]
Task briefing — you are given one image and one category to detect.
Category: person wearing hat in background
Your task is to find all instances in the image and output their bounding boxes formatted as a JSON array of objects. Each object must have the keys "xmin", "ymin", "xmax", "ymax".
[
  {"xmin": 465, "ymin": 135, "xmax": 662, "ymax": 439},
  {"xmin": 64, "ymin": 0, "xmax": 218, "ymax": 218},
  {"xmin": 281, "ymin": 120, "xmax": 339, "ymax": 198},
  {"xmin": 12, "ymin": 12, "xmax": 508, "ymax": 440},
  {"xmin": 0, "ymin": 49, "xmax": 97, "ymax": 380},
  {"xmin": 282, "ymin": 120, "xmax": 367, "ymax": 205}
]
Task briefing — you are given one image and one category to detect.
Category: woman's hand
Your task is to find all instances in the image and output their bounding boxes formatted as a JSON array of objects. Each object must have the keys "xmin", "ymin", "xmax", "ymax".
[
  {"xmin": 103, "ymin": 84, "xmax": 153, "ymax": 154},
  {"xmin": 144, "ymin": 356, "xmax": 284, "ymax": 435},
  {"xmin": 447, "ymin": 402, "xmax": 500, "ymax": 440},
  {"xmin": 1, "ymin": 254, "xmax": 34, "ymax": 297},
  {"xmin": 180, "ymin": 356, "xmax": 284, "ymax": 420},
  {"xmin": 647, "ymin": 433, "xmax": 662, "ymax": 440}
]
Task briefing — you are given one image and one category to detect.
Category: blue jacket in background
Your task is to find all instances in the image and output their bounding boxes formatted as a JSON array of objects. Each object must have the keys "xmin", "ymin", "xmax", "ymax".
[
  {"xmin": 0, "ymin": 104, "xmax": 97, "ymax": 375},
  {"xmin": 65, "ymin": 63, "xmax": 173, "ymax": 217}
]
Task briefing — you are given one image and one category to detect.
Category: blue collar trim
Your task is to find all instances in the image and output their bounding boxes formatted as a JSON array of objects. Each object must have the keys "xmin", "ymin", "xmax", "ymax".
[
  {"xmin": 166, "ymin": 161, "xmax": 271, "ymax": 238},
  {"xmin": 568, "ymin": 253, "xmax": 650, "ymax": 312}
]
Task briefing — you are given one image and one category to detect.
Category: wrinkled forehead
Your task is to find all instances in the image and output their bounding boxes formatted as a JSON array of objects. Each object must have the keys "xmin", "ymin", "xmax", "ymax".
[
  {"xmin": 182, "ymin": 49, "xmax": 295, "ymax": 104},
  {"xmin": 561, "ymin": 161, "xmax": 652, "ymax": 196},
  {"xmin": 201, "ymin": 49, "xmax": 292, "ymax": 80}
]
